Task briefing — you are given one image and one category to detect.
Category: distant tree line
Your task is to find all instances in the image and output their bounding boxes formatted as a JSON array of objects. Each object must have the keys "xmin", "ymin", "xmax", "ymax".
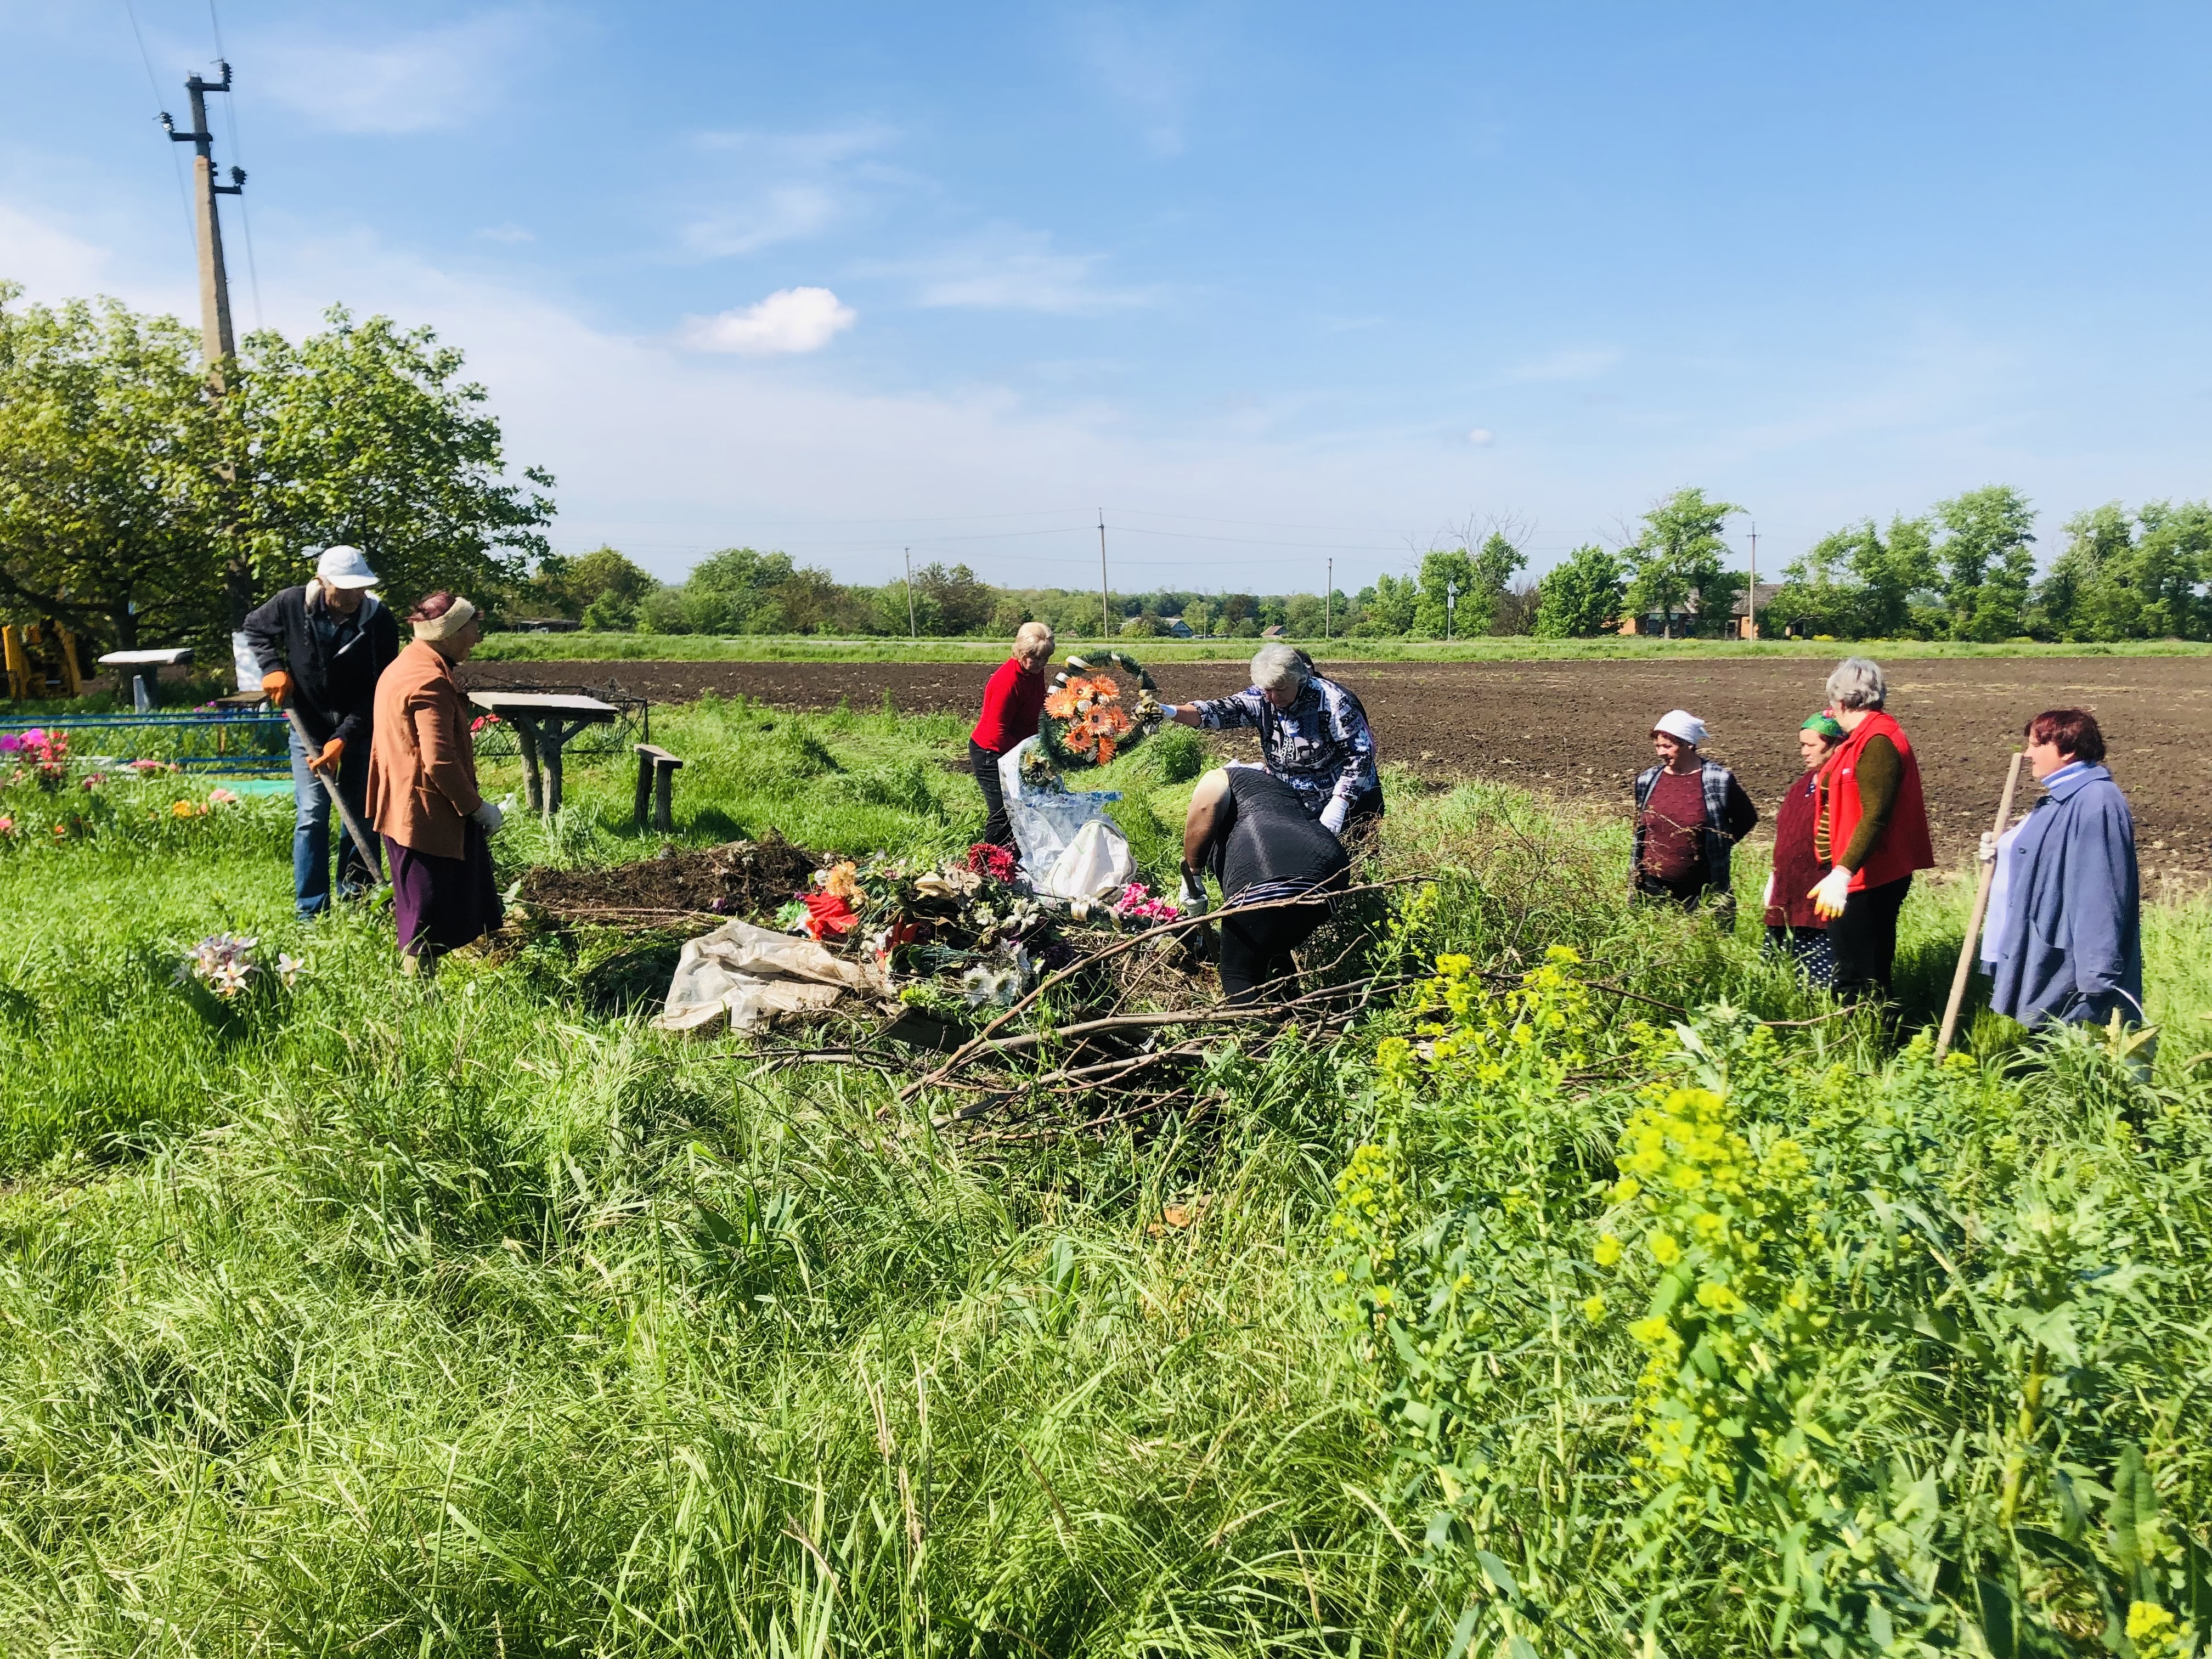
[
  {"xmin": 539, "ymin": 481, "xmax": 2212, "ymax": 645},
  {"xmin": 1765, "ymin": 486, "xmax": 2212, "ymax": 642}
]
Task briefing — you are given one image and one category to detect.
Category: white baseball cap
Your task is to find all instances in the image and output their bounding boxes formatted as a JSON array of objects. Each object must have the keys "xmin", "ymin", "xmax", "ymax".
[
  {"xmin": 315, "ymin": 545, "xmax": 380, "ymax": 589},
  {"xmin": 1652, "ymin": 708, "xmax": 1709, "ymax": 746}
]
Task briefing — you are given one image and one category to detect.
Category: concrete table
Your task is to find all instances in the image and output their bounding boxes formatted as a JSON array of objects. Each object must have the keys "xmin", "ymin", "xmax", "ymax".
[
  {"xmin": 98, "ymin": 647, "xmax": 193, "ymax": 712},
  {"xmin": 466, "ymin": 691, "xmax": 617, "ymax": 815}
]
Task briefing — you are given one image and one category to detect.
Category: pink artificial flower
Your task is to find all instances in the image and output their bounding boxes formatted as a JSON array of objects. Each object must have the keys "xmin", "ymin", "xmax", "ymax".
[{"xmin": 206, "ymin": 787, "xmax": 240, "ymax": 807}]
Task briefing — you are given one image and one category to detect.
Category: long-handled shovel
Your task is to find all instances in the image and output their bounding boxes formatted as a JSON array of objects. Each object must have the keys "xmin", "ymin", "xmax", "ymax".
[
  {"xmin": 1934, "ymin": 751, "xmax": 2025, "ymax": 1058},
  {"xmin": 281, "ymin": 706, "xmax": 385, "ymax": 886}
]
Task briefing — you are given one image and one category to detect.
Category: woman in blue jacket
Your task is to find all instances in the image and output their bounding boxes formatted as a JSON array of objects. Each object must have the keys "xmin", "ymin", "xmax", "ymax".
[{"xmin": 1983, "ymin": 708, "xmax": 2143, "ymax": 1030}]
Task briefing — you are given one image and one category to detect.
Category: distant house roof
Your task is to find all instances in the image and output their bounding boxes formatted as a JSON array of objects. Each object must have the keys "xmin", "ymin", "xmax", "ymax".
[
  {"xmin": 1730, "ymin": 582, "xmax": 1786, "ymax": 616},
  {"xmin": 1160, "ymin": 617, "xmax": 1195, "ymax": 638},
  {"xmin": 1262, "ymin": 624, "xmax": 1286, "ymax": 638}
]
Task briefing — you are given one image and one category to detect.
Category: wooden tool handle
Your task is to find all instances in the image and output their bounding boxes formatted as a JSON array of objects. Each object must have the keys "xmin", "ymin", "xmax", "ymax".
[{"xmin": 1934, "ymin": 751, "xmax": 2027, "ymax": 1058}]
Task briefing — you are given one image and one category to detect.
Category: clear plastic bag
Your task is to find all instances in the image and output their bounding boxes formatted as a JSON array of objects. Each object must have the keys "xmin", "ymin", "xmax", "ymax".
[{"xmin": 997, "ymin": 737, "xmax": 1123, "ymax": 883}]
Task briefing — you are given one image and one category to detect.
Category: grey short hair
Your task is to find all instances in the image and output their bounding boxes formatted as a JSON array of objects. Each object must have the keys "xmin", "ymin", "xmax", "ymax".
[
  {"xmin": 1251, "ymin": 642, "xmax": 1310, "ymax": 695},
  {"xmin": 1826, "ymin": 656, "xmax": 1886, "ymax": 711}
]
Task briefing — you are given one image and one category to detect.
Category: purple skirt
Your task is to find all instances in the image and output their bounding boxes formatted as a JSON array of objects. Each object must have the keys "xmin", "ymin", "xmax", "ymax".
[{"xmin": 385, "ymin": 824, "xmax": 503, "ymax": 957}]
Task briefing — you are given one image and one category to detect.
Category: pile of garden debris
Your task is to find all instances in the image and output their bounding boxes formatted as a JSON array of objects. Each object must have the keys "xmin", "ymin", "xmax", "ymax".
[{"xmin": 515, "ymin": 833, "xmax": 821, "ymax": 927}]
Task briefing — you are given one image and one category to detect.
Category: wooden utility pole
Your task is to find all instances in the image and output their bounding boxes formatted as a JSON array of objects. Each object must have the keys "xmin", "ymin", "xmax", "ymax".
[
  {"xmin": 1325, "ymin": 557, "xmax": 1333, "ymax": 639},
  {"xmin": 1097, "ymin": 510, "xmax": 1110, "ymax": 640},
  {"xmin": 904, "ymin": 548, "xmax": 917, "ymax": 639},
  {"xmin": 1745, "ymin": 521, "xmax": 1759, "ymax": 640},
  {"xmin": 163, "ymin": 64, "xmax": 244, "ymax": 381},
  {"xmin": 162, "ymin": 63, "xmax": 251, "ymax": 628}
]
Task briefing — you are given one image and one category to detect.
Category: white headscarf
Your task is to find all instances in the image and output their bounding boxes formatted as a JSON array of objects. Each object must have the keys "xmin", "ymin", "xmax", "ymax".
[
  {"xmin": 411, "ymin": 596, "xmax": 477, "ymax": 643},
  {"xmin": 1651, "ymin": 708, "xmax": 1709, "ymax": 746}
]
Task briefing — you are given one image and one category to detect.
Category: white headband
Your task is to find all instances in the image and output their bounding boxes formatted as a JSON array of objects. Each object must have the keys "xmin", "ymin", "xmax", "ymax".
[{"xmin": 411, "ymin": 596, "xmax": 477, "ymax": 642}]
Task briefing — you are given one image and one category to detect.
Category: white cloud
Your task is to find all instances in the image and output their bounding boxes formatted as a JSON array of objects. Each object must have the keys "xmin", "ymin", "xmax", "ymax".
[
  {"xmin": 1466, "ymin": 427, "xmax": 1495, "ymax": 446},
  {"xmin": 862, "ymin": 228, "xmax": 1155, "ymax": 314},
  {"xmin": 1504, "ymin": 346, "xmax": 1622, "ymax": 383},
  {"xmin": 678, "ymin": 126, "xmax": 900, "ymax": 259},
  {"xmin": 680, "ymin": 287, "xmax": 856, "ymax": 355},
  {"xmin": 257, "ymin": 11, "xmax": 543, "ymax": 135}
]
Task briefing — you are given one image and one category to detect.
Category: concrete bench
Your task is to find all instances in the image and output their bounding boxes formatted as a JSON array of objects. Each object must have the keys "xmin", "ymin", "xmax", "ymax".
[{"xmin": 633, "ymin": 743, "xmax": 686, "ymax": 832}]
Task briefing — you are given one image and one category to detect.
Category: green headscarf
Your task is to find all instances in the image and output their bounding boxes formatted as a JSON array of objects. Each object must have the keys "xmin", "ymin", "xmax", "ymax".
[{"xmin": 1801, "ymin": 713, "xmax": 1845, "ymax": 743}]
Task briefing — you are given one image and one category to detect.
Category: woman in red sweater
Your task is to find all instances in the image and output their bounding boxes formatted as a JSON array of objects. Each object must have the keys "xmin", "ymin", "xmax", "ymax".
[
  {"xmin": 969, "ymin": 621, "xmax": 1056, "ymax": 850},
  {"xmin": 1763, "ymin": 713, "xmax": 1844, "ymax": 984}
]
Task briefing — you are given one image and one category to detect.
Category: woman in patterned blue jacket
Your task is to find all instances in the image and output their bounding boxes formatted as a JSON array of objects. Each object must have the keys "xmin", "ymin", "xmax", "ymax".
[{"xmin": 1160, "ymin": 644, "xmax": 1383, "ymax": 839}]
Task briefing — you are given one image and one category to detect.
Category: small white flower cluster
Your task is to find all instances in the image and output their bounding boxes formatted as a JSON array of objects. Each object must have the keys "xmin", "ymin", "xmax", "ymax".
[{"xmin": 176, "ymin": 934, "xmax": 307, "ymax": 999}]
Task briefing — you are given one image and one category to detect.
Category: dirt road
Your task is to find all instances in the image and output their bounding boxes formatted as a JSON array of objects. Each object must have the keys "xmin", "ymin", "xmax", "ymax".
[{"xmin": 462, "ymin": 656, "xmax": 2212, "ymax": 881}]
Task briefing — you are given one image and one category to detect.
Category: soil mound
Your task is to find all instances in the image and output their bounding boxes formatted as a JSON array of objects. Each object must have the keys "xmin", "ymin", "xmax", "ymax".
[{"xmin": 518, "ymin": 834, "xmax": 822, "ymax": 925}]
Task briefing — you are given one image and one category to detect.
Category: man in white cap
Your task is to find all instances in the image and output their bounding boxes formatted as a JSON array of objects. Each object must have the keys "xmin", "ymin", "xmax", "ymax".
[
  {"xmin": 242, "ymin": 546, "xmax": 400, "ymax": 917},
  {"xmin": 1630, "ymin": 708, "xmax": 1758, "ymax": 926}
]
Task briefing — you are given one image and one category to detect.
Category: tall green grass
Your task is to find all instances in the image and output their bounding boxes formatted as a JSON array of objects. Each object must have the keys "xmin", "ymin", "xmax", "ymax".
[{"xmin": 1, "ymin": 701, "xmax": 2206, "ymax": 1654}]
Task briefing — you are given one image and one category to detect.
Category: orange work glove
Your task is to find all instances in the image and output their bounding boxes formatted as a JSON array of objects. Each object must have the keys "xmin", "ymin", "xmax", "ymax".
[
  {"xmin": 261, "ymin": 669, "xmax": 292, "ymax": 707},
  {"xmin": 307, "ymin": 737, "xmax": 345, "ymax": 776}
]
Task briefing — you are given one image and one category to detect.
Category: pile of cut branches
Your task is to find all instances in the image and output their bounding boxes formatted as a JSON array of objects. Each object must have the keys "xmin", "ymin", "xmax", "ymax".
[{"xmin": 756, "ymin": 877, "xmax": 1434, "ymax": 1139}]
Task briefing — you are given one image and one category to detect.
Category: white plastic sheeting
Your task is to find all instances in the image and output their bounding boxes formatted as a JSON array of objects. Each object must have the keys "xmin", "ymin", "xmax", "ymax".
[{"xmin": 652, "ymin": 919, "xmax": 889, "ymax": 1035}]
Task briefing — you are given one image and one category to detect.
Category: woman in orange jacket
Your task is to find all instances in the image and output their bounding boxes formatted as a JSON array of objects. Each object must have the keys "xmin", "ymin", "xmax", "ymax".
[{"xmin": 366, "ymin": 592, "xmax": 506, "ymax": 969}]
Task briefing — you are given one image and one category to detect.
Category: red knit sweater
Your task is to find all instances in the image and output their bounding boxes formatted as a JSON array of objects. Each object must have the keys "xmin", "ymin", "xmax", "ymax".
[{"xmin": 970, "ymin": 657, "xmax": 1046, "ymax": 753}]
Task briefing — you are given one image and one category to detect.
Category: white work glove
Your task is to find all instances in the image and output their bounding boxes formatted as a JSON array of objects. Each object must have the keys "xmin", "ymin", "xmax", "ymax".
[
  {"xmin": 1808, "ymin": 865, "xmax": 1853, "ymax": 921},
  {"xmin": 471, "ymin": 800, "xmax": 505, "ymax": 836},
  {"xmin": 1157, "ymin": 702, "xmax": 1180, "ymax": 720},
  {"xmin": 1977, "ymin": 830, "xmax": 1997, "ymax": 866},
  {"xmin": 1762, "ymin": 869, "xmax": 1775, "ymax": 907},
  {"xmin": 1176, "ymin": 870, "xmax": 1210, "ymax": 916},
  {"xmin": 1319, "ymin": 797, "xmax": 1349, "ymax": 836}
]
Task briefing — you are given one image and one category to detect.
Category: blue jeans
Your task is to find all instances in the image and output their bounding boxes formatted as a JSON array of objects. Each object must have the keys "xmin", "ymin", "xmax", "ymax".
[{"xmin": 290, "ymin": 729, "xmax": 375, "ymax": 917}]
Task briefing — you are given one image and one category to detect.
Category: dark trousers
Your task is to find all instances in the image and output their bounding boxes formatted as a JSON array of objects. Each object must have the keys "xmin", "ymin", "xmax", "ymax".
[
  {"xmin": 1217, "ymin": 903, "xmax": 1330, "ymax": 1005},
  {"xmin": 1827, "ymin": 874, "xmax": 1911, "ymax": 1003},
  {"xmin": 970, "ymin": 740, "xmax": 1012, "ymax": 849}
]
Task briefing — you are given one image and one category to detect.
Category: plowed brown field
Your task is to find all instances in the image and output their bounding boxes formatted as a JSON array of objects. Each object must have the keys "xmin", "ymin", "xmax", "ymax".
[{"xmin": 463, "ymin": 656, "xmax": 2212, "ymax": 883}]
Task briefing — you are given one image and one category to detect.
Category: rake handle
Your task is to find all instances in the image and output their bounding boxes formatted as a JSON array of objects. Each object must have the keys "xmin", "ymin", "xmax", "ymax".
[{"xmin": 1935, "ymin": 751, "xmax": 2025, "ymax": 1059}]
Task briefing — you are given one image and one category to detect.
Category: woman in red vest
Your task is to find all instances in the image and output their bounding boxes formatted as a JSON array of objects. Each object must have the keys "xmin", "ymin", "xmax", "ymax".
[
  {"xmin": 969, "ymin": 620, "xmax": 1056, "ymax": 851},
  {"xmin": 1808, "ymin": 657, "xmax": 1935, "ymax": 1002}
]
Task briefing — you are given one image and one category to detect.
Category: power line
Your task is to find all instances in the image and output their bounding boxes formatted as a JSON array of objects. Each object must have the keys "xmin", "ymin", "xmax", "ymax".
[{"xmin": 120, "ymin": 0, "xmax": 196, "ymax": 245}]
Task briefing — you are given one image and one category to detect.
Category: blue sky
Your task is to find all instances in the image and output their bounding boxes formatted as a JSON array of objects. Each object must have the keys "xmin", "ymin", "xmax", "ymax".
[{"xmin": 6, "ymin": 2, "xmax": 2210, "ymax": 593}]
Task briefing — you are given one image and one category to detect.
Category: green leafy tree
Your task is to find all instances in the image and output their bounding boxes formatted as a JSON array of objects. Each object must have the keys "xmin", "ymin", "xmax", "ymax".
[
  {"xmin": 2039, "ymin": 500, "xmax": 2211, "ymax": 641},
  {"xmin": 877, "ymin": 561, "xmax": 994, "ymax": 637},
  {"xmin": 0, "ymin": 284, "xmax": 223, "ymax": 652},
  {"xmin": 1350, "ymin": 574, "xmax": 1419, "ymax": 636},
  {"xmin": 1283, "ymin": 592, "xmax": 1327, "ymax": 636},
  {"xmin": 1466, "ymin": 531, "xmax": 1528, "ymax": 634},
  {"xmin": 1182, "ymin": 598, "xmax": 1218, "ymax": 636},
  {"xmin": 1769, "ymin": 515, "xmax": 1937, "ymax": 639},
  {"xmin": 529, "ymin": 545, "xmax": 658, "ymax": 628},
  {"xmin": 1531, "ymin": 544, "xmax": 1625, "ymax": 637},
  {"xmin": 1931, "ymin": 486, "xmax": 2036, "ymax": 641},
  {"xmin": 1414, "ymin": 546, "xmax": 1475, "ymax": 636},
  {"xmin": 1624, "ymin": 487, "xmax": 1742, "ymax": 636},
  {"xmin": 230, "ymin": 307, "xmax": 554, "ymax": 623}
]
